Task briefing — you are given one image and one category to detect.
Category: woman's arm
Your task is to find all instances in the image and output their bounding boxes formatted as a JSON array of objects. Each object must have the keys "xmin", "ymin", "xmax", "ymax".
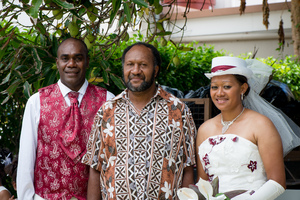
[
  {"xmin": 256, "ymin": 115, "xmax": 286, "ymax": 188},
  {"xmin": 241, "ymin": 114, "xmax": 286, "ymax": 200}
]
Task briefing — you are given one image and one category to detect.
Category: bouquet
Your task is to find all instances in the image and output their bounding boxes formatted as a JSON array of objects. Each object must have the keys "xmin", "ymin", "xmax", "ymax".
[{"xmin": 177, "ymin": 177, "xmax": 247, "ymax": 200}]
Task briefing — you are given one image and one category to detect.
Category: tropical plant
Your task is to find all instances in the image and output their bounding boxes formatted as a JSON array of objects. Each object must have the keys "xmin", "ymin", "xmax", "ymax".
[
  {"xmin": 259, "ymin": 55, "xmax": 300, "ymax": 100},
  {"xmin": 0, "ymin": 0, "xmax": 202, "ymax": 103},
  {"xmin": 0, "ymin": 21, "xmax": 225, "ymax": 155}
]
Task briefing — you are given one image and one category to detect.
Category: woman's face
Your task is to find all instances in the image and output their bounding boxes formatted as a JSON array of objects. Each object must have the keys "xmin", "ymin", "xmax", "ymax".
[{"xmin": 210, "ymin": 74, "xmax": 247, "ymax": 111}]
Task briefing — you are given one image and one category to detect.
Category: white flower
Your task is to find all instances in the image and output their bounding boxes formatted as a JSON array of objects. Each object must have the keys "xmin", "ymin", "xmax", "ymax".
[
  {"xmin": 104, "ymin": 123, "xmax": 114, "ymax": 137},
  {"xmin": 0, "ymin": 153, "xmax": 11, "ymax": 166},
  {"xmin": 161, "ymin": 181, "xmax": 172, "ymax": 199},
  {"xmin": 172, "ymin": 119, "xmax": 180, "ymax": 129},
  {"xmin": 104, "ymin": 101, "xmax": 114, "ymax": 110},
  {"xmin": 167, "ymin": 156, "xmax": 175, "ymax": 167},
  {"xmin": 107, "ymin": 182, "xmax": 114, "ymax": 198},
  {"xmin": 177, "ymin": 188, "xmax": 198, "ymax": 200},
  {"xmin": 196, "ymin": 178, "xmax": 226, "ymax": 200},
  {"xmin": 107, "ymin": 156, "xmax": 117, "ymax": 168},
  {"xmin": 170, "ymin": 96, "xmax": 181, "ymax": 106}
]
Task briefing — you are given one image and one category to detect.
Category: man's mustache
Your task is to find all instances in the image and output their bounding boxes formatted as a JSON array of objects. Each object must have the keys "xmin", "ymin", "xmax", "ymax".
[{"xmin": 129, "ymin": 75, "xmax": 145, "ymax": 80}]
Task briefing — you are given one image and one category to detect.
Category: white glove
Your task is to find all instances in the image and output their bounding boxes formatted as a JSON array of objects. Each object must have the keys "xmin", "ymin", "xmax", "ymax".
[
  {"xmin": 247, "ymin": 180, "xmax": 285, "ymax": 200},
  {"xmin": 232, "ymin": 180, "xmax": 285, "ymax": 200}
]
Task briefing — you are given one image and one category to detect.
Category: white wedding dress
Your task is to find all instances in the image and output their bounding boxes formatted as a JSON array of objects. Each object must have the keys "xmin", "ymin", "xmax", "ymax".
[{"xmin": 198, "ymin": 134, "xmax": 268, "ymax": 194}]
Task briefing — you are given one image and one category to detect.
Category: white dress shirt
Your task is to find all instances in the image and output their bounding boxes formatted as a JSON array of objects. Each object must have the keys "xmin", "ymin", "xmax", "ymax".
[{"xmin": 17, "ymin": 80, "xmax": 114, "ymax": 200}]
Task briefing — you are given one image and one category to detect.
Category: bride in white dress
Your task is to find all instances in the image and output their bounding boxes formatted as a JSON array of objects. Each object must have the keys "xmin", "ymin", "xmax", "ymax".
[{"xmin": 196, "ymin": 56, "xmax": 296, "ymax": 200}]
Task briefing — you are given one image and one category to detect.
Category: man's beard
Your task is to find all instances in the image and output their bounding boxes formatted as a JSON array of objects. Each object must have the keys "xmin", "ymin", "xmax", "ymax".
[{"xmin": 124, "ymin": 70, "xmax": 156, "ymax": 92}]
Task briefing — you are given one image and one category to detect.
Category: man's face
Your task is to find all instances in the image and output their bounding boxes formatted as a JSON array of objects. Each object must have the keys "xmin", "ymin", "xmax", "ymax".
[
  {"xmin": 56, "ymin": 39, "xmax": 89, "ymax": 91},
  {"xmin": 123, "ymin": 45, "xmax": 158, "ymax": 92}
]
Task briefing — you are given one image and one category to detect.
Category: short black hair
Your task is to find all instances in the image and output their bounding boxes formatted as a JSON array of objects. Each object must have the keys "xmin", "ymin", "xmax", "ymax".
[
  {"xmin": 57, "ymin": 37, "xmax": 89, "ymax": 58},
  {"xmin": 121, "ymin": 42, "xmax": 162, "ymax": 76},
  {"xmin": 234, "ymin": 75, "xmax": 250, "ymax": 96}
]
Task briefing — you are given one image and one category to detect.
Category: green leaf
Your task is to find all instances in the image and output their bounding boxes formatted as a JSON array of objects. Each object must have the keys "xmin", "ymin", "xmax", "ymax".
[
  {"xmin": 51, "ymin": 36, "xmax": 59, "ymax": 57},
  {"xmin": 0, "ymin": 48, "xmax": 5, "ymax": 61},
  {"xmin": 158, "ymin": 17, "xmax": 170, "ymax": 23},
  {"xmin": 2, "ymin": 0, "xmax": 8, "ymax": 7},
  {"xmin": 109, "ymin": 33, "xmax": 118, "ymax": 39},
  {"xmin": 118, "ymin": 15, "xmax": 125, "ymax": 27},
  {"xmin": 4, "ymin": 80, "xmax": 21, "ymax": 96},
  {"xmin": 156, "ymin": 22, "xmax": 164, "ymax": 31},
  {"xmin": 148, "ymin": 0, "xmax": 154, "ymax": 5},
  {"xmin": 112, "ymin": 0, "xmax": 121, "ymax": 14},
  {"xmin": 110, "ymin": 74, "xmax": 125, "ymax": 90},
  {"xmin": 1, "ymin": 96, "xmax": 10, "ymax": 105},
  {"xmin": 132, "ymin": 0, "xmax": 148, "ymax": 7},
  {"xmin": 36, "ymin": 22, "xmax": 46, "ymax": 35},
  {"xmin": 23, "ymin": 81, "xmax": 32, "ymax": 99},
  {"xmin": 43, "ymin": 69, "xmax": 58, "ymax": 87},
  {"xmin": 153, "ymin": 0, "xmax": 160, "ymax": 7},
  {"xmin": 211, "ymin": 177, "xmax": 219, "ymax": 196},
  {"xmin": 70, "ymin": 9, "xmax": 82, "ymax": 20},
  {"xmin": 29, "ymin": 0, "xmax": 43, "ymax": 18},
  {"xmin": 123, "ymin": 2, "xmax": 131, "ymax": 23},
  {"xmin": 1, "ymin": 72, "xmax": 11, "ymax": 85},
  {"xmin": 52, "ymin": 0, "xmax": 74, "ymax": 9},
  {"xmin": 156, "ymin": 31, "xmax": 172, "ymax": 36},
  {"xmin": 102, "ymin": 70, "xmax": 109, "ymax": 84},
  {"xmin": 32, "ymin": 48, "xmax": 42, "ymax": 73},
  {"xmin": 110, "ymin": 9, "xmax": 117, "ymax": 24}
]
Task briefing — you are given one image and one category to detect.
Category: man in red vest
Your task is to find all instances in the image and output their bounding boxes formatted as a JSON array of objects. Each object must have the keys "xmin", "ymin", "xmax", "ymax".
[{"xmin": 17, "ymin": 38, "xmax": 114, "ymax": 200}]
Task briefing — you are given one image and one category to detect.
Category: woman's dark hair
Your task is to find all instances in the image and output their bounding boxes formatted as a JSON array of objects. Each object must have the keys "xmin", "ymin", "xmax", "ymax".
[
  {"xmin": 234, "ymin": 74, "xmax": 250, "ymax": 96},
  {"xmin": 121, "ymin": 42, "xmax": 162, "ymax": 76}
]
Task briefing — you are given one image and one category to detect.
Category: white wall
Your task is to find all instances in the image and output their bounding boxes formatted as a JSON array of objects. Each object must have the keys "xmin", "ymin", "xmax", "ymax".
[
  {"xmin": 215, "ymin": 0, "xmax": 291, "ymax": 8},
  {"xmin": 168, "ymin": 3, "xmax": 294, "ymax": 58}
]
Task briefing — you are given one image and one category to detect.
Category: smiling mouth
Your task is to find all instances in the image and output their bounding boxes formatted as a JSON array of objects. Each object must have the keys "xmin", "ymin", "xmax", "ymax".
[
  {"xmin": 129, "ymin": 76, "xmax": 144, "ymax": 81},
  {"xmin": 65, "ymin": 71, "xmax": 79, "ymax": 75},
  {"xmin": 216, "ymin": 99, "xmax": 227, "ymax": 104}
]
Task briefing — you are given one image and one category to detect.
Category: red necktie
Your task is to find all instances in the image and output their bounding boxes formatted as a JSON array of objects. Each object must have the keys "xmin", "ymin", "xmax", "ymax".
[
  {"xmin": 66, "ymin": 91, "xmax": 80, "ymax": 143},
  {"xmin": 68, "ymin": 91, "xmax": 79, "ymax": 107}
]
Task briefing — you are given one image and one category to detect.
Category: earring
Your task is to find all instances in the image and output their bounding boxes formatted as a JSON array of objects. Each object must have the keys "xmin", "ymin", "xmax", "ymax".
[{"xmin": 241, "ymin": 93, "xmax": 244, "ymax": 101}]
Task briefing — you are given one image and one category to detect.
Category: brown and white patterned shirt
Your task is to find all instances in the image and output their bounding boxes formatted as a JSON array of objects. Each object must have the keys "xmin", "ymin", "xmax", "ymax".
[{"xmin": 82, "ymin": 86, "xmax": 196, "ymax": 200}]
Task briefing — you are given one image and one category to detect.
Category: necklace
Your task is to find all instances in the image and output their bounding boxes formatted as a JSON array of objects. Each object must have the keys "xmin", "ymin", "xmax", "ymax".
[{"xmin": 221, "ymin": 107, "xmax": 245, "ymax": 134}]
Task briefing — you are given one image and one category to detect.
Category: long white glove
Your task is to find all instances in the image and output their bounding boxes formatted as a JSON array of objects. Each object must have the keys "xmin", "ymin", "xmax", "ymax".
[{"xmin": 232, "ymin": 180, "xmax": 285, "ymax": 200}]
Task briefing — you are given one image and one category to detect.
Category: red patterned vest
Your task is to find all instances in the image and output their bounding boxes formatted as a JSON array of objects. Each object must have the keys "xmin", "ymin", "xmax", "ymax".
[{"xmin": 34, "ymin": 83, "xmax": 106, "ymax": 200}]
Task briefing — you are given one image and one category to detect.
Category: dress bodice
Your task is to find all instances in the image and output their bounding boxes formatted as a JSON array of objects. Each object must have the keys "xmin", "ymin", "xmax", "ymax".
[{"xmin": 198, "ymin": 134, "xmax": 267, "ymax": 193}]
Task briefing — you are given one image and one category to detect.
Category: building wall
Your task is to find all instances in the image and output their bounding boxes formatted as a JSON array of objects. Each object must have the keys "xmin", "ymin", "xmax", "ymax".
[{"xmin": 167, "ymin": 2, "xmax": 294, "ymax": 58}]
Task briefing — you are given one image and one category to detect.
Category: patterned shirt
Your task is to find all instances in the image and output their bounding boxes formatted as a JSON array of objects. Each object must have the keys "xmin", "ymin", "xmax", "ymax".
[{"xmin": 82, "ymin": 86, "xmax": 196, "ymax": 200}]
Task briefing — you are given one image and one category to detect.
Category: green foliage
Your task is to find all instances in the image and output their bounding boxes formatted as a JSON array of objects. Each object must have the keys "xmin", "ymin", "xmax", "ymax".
[
  {"xmin": 238, "ymin": 53, "xmax": 300, "ymax": 101},
  {"xmin": 0, "ymin": 25, "xmax": 224, "ymax": 154},
  {"xmin": 103, "ymin": 34, "xmax": 225, "ymax": 94},
  {"xmin": 259, "ymin": 56, "xmax": 300, "ymax": 100},
  {"xmin": 156, "ymin": 41, "xmax": 224, "ymax": 93}
]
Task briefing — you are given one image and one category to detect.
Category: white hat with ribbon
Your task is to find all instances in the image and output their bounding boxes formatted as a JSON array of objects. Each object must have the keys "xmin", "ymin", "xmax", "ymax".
[{"xmin": 205, "ymin": 56, "xmax": 253, "ymax": 79}]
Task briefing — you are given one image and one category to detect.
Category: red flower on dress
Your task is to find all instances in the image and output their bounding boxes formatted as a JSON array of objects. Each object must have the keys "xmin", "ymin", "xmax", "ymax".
[
  {"xmin": 209, "ymin": 136, "xmax": 225, "ymax": 146},
  {"xmin": 203, "ymin": 153, "xmax": 210, "ymax": 165},
  {"xmin": 232, "ymin": 137, "xmax": 238, "ymax": 142},
  {"xmin": 247, "ymin": 160, "xmax": 257, "ymax": 172},
  {"xmin": 209, "ymin": 138, "xmax": 216, "ymax": 145},
  {"xmin": 208, "ymin": 174, "xmax": 214, "ymax": 182}
]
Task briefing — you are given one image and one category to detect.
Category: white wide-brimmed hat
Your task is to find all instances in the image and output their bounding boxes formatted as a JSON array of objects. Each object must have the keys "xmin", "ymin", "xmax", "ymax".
[{"xmin": 205, "ymin": 56, "xmax": 253, "ymax": 79}]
